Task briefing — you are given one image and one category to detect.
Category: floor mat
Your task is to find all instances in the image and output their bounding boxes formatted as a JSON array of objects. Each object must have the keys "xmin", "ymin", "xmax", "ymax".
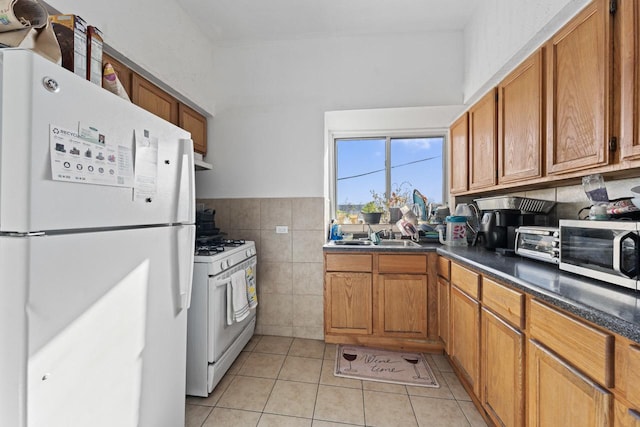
[{"xmin": 334, "ymin": 345, "xmax": 439, "ymax": 388}]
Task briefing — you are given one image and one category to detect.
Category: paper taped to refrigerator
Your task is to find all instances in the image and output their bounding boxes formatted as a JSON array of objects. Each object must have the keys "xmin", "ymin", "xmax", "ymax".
[
  {"xmin": 133, "ymin": 130, "xmax": 158, "ymax": 202},
  {"xmin": 49, "ymin": 125, "xmax": 134, "ymax": 187}
]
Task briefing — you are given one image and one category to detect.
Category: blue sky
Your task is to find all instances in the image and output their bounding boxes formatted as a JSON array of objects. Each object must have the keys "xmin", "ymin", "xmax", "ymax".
[{"xmin": 336, "ymin": 137, "xmax": 444, "ymax": 210}]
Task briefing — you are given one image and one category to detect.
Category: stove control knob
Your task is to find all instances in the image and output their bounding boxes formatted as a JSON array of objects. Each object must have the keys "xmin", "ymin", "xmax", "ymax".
[
  {"xmin": 220, "ymin": 261, "xmax": 226, "ymax": 270},
  {"xmin": 246, "ymin": 249, "xmax": 252, "ymax": 257},
  {"xmin": 227, "ymin": 259, "xmax": 233, "ymax": 267}
]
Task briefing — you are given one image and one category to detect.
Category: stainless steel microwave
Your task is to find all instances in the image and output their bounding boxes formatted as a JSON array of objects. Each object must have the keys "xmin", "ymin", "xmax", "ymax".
[{"xmin": 559, "ymin": 219, "xmax": 640, "ymax": 291}]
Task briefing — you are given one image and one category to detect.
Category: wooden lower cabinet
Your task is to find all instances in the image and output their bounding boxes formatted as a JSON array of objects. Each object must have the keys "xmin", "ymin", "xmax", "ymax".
[
  {"xmin": 324, "ymin": 272, "xmax": 372, "ymax": 335},
  {"xmin": 450, "ymin": 285, "xmax": 480, "ymax": 397},
  {"xmin": 437, "ymin": 276, "xmax": 450, "ymax": 352},
  {"xmin": 528, "ymin": 339, "xmax": 612, "ymax": 426},
  {"xmin": 324, "ymin": 252, "xmax": 437, "ymax": 351},
  {"xmin": 377, "ymin": 274, "xmax": 427, "ymax": 338},
  {"xmin": 481, "ymin": 307, "xmax": 524, "ymax": 427},
  {"xmin": 615, "ymin": 400, "xmax": 640, "ymax": 427}
]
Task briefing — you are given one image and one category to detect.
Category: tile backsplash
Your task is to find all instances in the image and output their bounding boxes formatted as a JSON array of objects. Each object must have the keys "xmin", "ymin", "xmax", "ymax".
[
  {"xmin": 458, "ymin": 176, "xmax": 640, "ymax": 225},
  {"xmin": 196, "ymin": 197, "xmax": 326, "ymax": 340},
  {"xmin": 199, "ymin": 177, "xmax": 640, "ymax": 342}
]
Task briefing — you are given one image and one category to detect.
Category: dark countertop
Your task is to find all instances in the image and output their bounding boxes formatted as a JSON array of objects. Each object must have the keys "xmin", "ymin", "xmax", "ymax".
[{"xmin": 324, "ymin": 241, "xmax": 640, "ymax": 343}]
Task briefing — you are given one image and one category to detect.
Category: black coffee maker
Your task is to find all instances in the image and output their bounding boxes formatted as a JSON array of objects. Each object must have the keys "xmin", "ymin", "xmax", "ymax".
[{"xmin": 478, "ymin": 209, "xmax": 532, "ymax": 250}]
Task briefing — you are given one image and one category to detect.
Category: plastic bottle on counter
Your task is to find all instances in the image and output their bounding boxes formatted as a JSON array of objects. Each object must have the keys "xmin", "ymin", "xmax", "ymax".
[{"xmin": 330, "ymin": 220, "xmax": 343, "ymax": 240}]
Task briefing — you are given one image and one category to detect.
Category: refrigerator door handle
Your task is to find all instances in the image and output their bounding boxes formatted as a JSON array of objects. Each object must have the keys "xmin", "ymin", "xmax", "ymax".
[
  {"xmin": 177, "ymin": 138, "xmax": 195, "ymax": 224},
  {"xmin": 178, "ymin": 225, "xmax": 196, "ymax": 310}
]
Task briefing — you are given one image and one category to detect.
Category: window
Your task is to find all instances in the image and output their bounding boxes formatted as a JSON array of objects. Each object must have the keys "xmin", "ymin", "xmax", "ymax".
[{"xmin": 334, "ymin": 135, "xmax": 445, "ymax": 224}]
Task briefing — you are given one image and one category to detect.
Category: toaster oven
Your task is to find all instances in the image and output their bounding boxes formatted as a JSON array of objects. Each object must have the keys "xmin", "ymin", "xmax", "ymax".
[{"xmin": 515, "ymin": 226, "xmax": 560, "ymax": 264}]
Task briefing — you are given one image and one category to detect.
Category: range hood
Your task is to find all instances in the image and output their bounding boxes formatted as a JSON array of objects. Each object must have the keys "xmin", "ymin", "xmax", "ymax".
[{"xmin": 194, "ymin": 152, "xmax": 212, "ymax": 170}]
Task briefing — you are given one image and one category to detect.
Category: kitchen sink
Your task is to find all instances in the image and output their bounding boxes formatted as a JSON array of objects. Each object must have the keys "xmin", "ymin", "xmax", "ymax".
[
  {"xmin": 331, "ymin": 240, "xmax": 373, "ymax": 246},
  {"xmin": 329, "ymin": 239, "xmax": 421, "ymax": 248},
  {"xmin": 377, "ymin": 240, "xmax": 421, "ymax": 247}
]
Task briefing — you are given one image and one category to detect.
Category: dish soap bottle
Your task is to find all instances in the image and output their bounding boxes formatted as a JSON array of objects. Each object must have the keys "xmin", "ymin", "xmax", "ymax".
[{"xmin": 330, "ymin": 220, "xmax": 343, "ymax": 240}]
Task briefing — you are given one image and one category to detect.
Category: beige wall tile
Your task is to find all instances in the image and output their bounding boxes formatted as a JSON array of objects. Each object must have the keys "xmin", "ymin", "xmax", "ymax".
[
  {"xmin": 262, "ymin": 198, "xmax": 293, "ymax": 229},
  {"xmin": 258, "ymin": 294, "xmax": 293, "ymax": 326},
  {"xmin": 293, "ymin": 263, "xmax": 324, "ymax": 296},
  {"xmin": 261, "ymin": 230, "xmax": 292, "ymax": 262},
  {"xmin": 556, "ymin": 184, "xmax": 590, "ymax": 221},
  {"xmin": 259, "ymin": 262, "xmax": 293, "ymax": 295},
  {"xmin": 292, "ymin": 197, "xmax": 325, "ymax": 230},
  {"xmin": 259, "ymin": 325, "xmax": 294, "ymax": 337},
  {"xmin": 230, "ymin": 199, "xmax": 261, "ymax": 230},
  {"xmin": 293, "ymin": 295, "xmax": 323, "ymax": 328},
  {"xmin": 524, "ymin": 188, "xmax": 556, "ymax": 201},
  {"xmin": 292, "ymin": 230, "xmax": 324, "ymax": 263},
  {"xmin": 233, "ymin": 229, "xmax": 262, "ymax": 246}
]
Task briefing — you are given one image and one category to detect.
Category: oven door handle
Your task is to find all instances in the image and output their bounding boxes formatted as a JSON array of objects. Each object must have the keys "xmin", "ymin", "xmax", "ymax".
[
  {"xmin": 613, "ymin": 231, "xmax": 639, "ymax": 278},
  {"xmin": 213, "ymin": 278, "xmax": 232, "ymax": 289}
]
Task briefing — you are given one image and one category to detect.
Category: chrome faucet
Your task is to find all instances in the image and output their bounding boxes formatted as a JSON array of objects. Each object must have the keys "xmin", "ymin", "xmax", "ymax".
[{"xmin": 367, "ymin": 224, "xmax": 381, "ymax": 244}]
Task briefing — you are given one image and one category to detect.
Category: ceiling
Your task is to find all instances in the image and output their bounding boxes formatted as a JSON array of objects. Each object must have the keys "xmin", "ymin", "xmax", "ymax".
[{"xmin": 175, "ymin": 0, "xmax": 478, "ymax": 44}]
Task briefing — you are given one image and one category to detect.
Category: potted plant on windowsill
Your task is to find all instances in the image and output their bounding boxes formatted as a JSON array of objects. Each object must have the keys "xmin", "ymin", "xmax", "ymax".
[{"xmin": 361, "ymin": 201, "xmax": 384, "ymax": 224}]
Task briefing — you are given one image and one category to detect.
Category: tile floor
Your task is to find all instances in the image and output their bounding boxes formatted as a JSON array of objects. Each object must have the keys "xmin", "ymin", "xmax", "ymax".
[{"xmin": 185, "ymin": 335, "xmax": 488, "ymax": 427}]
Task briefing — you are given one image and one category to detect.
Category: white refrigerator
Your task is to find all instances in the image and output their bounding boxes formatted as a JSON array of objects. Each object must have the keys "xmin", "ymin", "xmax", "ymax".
[{"xmin": 0, "ymin": 49, "xmax": 196, "ymax": 427}]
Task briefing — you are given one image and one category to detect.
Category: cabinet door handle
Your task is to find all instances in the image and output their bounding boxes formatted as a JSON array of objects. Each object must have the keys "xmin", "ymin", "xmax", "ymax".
[{"xmin": 628, "ymin": 409, "xmax": 640, "ymax": 421}]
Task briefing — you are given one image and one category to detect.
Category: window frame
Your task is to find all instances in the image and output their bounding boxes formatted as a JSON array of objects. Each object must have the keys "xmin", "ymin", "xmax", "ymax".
[{"xmin": 330, "ymin": 129, "xmax": 448, "ymax": 220}]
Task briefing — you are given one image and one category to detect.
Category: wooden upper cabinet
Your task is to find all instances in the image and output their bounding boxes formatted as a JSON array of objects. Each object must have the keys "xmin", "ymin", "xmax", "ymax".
[
  {"xmin": 179, "ymin": 103, "xmax": 208, "ymax": 155},
  {"xmin": 102, "ymin": 53, "xmax": 132, "ymax": 99},
  {"xmin": 131, "ymin": 73, "xmax": 179, "ymax": 124},
  {"xmin": 619, "ymin": 0, "xmax": 640, "ymax": 161},
  {"xmin": 449, "ymin": 113, "xmax": 469, "ymax": 194},
  {"xmin": 469, "ymin": 89, "xmax": 498, "ymax": 190},
  {"xmin": 498, "ymin": 49, "xmax": 544, "ymax": 184},
  {"xmin": 546, "ymin": 0, "xmax": 612, "ymax": 175}
]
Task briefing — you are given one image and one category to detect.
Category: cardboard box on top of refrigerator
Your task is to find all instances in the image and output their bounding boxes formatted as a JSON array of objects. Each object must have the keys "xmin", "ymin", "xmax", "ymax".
[
  {"xmin": 49, "ymin": 14, "xmax": 87, "ymax": 78},
  {"xmin": 86, "ymin": 25, "xmax": 103, "ymax": 86}
]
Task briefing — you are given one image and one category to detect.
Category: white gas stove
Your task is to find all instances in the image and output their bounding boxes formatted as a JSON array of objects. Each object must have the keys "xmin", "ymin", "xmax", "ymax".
[
  {"xmin": 187, "ymin": 239, "xmax": 257, "ymax": 396},
  {"xmin": 194, "ymin": 239, "xmax": 257, "ymax": 275}
]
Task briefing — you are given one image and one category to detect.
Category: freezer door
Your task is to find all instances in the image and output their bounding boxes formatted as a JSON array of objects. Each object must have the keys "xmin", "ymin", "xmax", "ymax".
[
  {"xmin": 0, "ymin": 224, "xmax": 194, "ymax": 427},
  {"xmin": 0, "ymin": 49, "xmax": 195, "ymax": 233}
]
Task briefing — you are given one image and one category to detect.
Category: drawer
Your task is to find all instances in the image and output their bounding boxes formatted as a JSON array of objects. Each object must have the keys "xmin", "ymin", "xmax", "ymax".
[
  {"xmin": 325, "ymin": 253, "xmax": 372, "ymax": 272},
  {"xmin": 450, "ymin": 262, "xmax": 479, "ymax": 299},
  {"xmin": 437, "ymin": 256, "xmax": 450, "ymax": 280},
  {"xmin": 482, "ymin": 277, "xmax": 524, "ymax": 329},
  {"xmin": 619, "ymin": 341, "xmax": 640, "ymax": 409},
  {"xmin": 529, "ymin": 299, "xmax": 613, "ymax": 387},
  {"xmin": 378, "ymin": 254, "xmax": 427, "ymax": 274}
]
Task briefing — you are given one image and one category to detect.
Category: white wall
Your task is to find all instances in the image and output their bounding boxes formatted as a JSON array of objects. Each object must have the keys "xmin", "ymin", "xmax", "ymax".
[
  {"xmin": 463, "ymin": 0, "xmax": 591, "ymax": 104},
  {"xmin": 195, "ymin": 32, "xmax": 465, "ymax": 199},
  {"xmin": 46, "ymin": 0, "xmax": 216, "ymax": 115}
]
